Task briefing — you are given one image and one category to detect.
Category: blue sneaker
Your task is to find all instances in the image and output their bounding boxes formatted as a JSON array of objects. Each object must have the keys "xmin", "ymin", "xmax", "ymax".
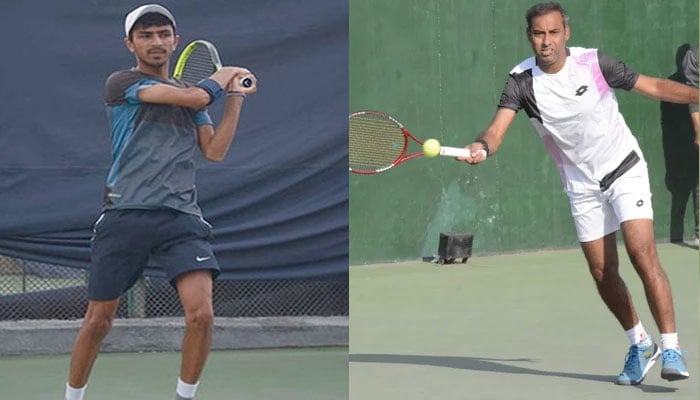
[
  {"xmin": 615, "ymin": 341, "xmax": 661, "ymax": 385},
  {"xmin": 660, "ymin": 348, "xmax": 689, "ymax": 381}
]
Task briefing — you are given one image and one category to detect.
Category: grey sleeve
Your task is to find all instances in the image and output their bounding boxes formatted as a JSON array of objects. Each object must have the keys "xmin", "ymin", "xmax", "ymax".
[
  {"xmin": 682, "ymin": 46, "xmax": 699, "ymax": 113},
  {"xmin": 597, "ymin": 50, "xmax": 640, "ymax": 91},
  {"xmin": 682, "ymin": 46, "xmax": 699, "ymax": 87},
  {"xmin": 104, "ymin": 71, "xmax": 134, "ymax": 105},
  {"xmin": 104, "ymin": 70, "xmax": 142, "ymax": 106},
  {"xmin": 497, "ymin": 74, "xmax": 523, "ymax": 111}
]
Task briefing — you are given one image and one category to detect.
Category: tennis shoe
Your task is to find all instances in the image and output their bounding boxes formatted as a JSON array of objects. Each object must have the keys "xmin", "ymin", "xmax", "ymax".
[
  {"xmin": 660, "ymin": 348, "xmax": 689, "ymax": 381},
  {"xmin": 615, "ymin": 341, "xmax": 660, "ymax": 385}
]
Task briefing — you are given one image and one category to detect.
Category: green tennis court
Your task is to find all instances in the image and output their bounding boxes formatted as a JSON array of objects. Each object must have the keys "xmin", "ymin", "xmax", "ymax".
[
  {"xmin": 350, "ymin": 243, "xmax": 698, "ymax": 399},
  {"xmin": 0, "ymin": 347, "xmax": 348, "ymax": 400}
]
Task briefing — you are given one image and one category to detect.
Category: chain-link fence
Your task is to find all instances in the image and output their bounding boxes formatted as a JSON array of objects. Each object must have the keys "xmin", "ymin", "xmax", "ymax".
[{"xmin": 0, "ymin": 255, "xmax": 348, "ymax": 320}]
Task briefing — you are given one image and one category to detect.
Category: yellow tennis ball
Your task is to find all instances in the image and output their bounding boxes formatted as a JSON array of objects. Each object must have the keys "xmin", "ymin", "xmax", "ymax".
[{"xmin": 423, "ymin": 139, "xmax": 441, "ymax": 158}]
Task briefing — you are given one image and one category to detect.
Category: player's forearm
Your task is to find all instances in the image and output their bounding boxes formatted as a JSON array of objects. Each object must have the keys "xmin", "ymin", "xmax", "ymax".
[
  {"xmin": 661, "ymin": 79, "xmax": 698, "ymax": 104},
  {"xmin": 471, "ymin": 108, "xmax": 515, "ymax": 156},
  {"xmin": 207, "ymin": 68, "xmax": 237, "ymax": 91},
  {"xmin": 635, "ymin": 76, "xmax": 699, "ymax": 104},
  {"xmin": 476, "ymin": 129, "xmax": 504, "ymax": 155},
  {"xmin": 201, "ymin": 98, "xmax": 244, "ymax": 162}
]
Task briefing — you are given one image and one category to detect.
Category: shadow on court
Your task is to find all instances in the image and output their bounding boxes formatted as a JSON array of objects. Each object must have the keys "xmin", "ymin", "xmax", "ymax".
[
  {"xmin": 350, "ymin": 353, "xmax": 678, "ymax": 393},
  {"xmin": 350, "ymin": 244, "xmax": 697, "ymax": 399}
]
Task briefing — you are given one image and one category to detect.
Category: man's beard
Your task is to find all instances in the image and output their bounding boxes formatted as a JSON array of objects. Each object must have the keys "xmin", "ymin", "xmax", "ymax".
[
  {"xmin": 139, "ymin": 50, "xmax": 169, "ymax": 69},
  {"xmin": 141, "ymin": 59, "xmax": 168, "ymax": 68}
]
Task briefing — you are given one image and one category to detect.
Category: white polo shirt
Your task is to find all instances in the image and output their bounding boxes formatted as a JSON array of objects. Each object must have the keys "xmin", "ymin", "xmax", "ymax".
[{"xmin": 498, "ymin": 47, "xmax": 642, "ymax": 194}]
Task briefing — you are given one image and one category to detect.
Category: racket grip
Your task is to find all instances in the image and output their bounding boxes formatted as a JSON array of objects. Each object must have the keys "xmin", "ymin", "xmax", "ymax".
[
  {"xmin": 240, "ymin": 77, "xmax": 253, "ymax": 88},
  {"xmin": 440, "ymin": 146, "xmax": 487, "ymax": 158}
]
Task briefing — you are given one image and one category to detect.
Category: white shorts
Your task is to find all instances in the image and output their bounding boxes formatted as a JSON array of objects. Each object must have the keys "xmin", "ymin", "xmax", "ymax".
[{"xmin": 568, "ymin": 161, "xmax": 653, "ymax": 242}]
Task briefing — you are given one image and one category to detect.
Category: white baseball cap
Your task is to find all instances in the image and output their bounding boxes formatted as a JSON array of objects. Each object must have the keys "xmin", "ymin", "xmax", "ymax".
[{"xmin": 124, "ymin": 4, "xmax": 176, "ymax": 37}]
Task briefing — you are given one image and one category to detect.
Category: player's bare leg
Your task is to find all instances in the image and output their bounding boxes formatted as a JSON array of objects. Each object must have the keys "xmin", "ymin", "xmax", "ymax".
[
  {"xmin": 620, "ymin": 218, "xmax": 687, "ymax": 380},
  {"xmin": 67, "ymin": 299, "xmax": 121, "ymax": 390},
  {"xmin": 580, "ymin": 233, "xmax": 638, "ymax": 329},
  {"xmin": 174, "ymin": 270, "xmax": 214, "ymax": 399},
  {"xmin": 619, "ymin": 219, "xmax": 675, "ymax": 333},
  {"xmin": 580, "ymin": 232, "xmax": 663, "ymax": 385}
]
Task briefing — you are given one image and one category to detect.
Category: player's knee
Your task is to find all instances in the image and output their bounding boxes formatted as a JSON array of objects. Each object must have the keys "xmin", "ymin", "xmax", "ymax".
[
  {"xmin": 83, "ymin": 314, "xmax": 114, "ymax": 338},
  {"xmin": 626, "ymin": 243, "xmax": 657, "ymax": 268},
  {"xmin": 589, "ymin": 262, "xmax": 619, "ymax": 285},
  {"xmin": 184, "ymin": 306, "xmax": 213, "ymax": 330}
]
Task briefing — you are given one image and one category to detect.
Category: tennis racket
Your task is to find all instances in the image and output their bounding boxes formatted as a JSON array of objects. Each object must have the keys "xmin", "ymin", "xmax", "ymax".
[
  {"xmin": 173, "ymin": 40, "xmax": 252, "ymax": 88},
  {"xmin": 349, "ymin": 110, "xmax": 485, "ymax": 175}
]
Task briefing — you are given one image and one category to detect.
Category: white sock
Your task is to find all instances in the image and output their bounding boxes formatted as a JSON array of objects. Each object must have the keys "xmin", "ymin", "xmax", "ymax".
[
  {"xmin": 660, "ymin": 333, "xmax": 680, "ymax": 351},
  {"xmin": 625, "ymin": 322, "xmax": 651, "ymax": 346},
  {"xmin": 176, "ymin": 377, "xmax": 200, "ymax": 399},
  {"xmin": 65, "ymin": 383, "xmax": 86, "ymax": 400}
]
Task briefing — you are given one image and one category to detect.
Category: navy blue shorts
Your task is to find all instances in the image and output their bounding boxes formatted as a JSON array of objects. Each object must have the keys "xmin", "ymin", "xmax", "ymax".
[{"xmin": 88, "ymin": 209, "xmax": 220, "ymax": 301}]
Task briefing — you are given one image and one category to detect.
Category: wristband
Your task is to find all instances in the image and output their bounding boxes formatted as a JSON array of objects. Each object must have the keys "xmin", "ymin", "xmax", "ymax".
[
  {"xmin": 195, "ymin": 78, "xmax": 225, "ymax": 105},
  {"xmin": 474, "ymin": 139, "xmax": 490, "ymax": 156}
]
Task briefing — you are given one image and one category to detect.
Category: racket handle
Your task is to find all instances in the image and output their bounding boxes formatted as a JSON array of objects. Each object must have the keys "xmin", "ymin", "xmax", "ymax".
[
  {"xmin": 240, "ymin": 77, "xmax": 253, "ymax": 88},
  {"xmin": 440, "ymin": 146, "xmax": 487, "ymax": 158}
]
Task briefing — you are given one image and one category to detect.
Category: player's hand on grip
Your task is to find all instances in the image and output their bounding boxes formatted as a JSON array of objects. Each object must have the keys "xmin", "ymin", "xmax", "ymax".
[
  {"xmin": 457, "ymin": 142, "xmax": 488, "ymax": 164},
  {"xmin": 225, "ymin": 67, "xmax": 256, "ymax": 95}
]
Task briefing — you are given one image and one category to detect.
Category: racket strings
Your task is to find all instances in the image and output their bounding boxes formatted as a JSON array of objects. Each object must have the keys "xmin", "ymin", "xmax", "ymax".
[
  {"xmin": 349, "ymin": 115, "xmax": 406, "ymax": 172},
  {"xmin": 179, "ymin": 47, "xmax": 216, "ymax": 85}
]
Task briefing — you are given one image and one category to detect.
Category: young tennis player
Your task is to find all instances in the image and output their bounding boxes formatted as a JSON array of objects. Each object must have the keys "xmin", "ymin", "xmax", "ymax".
[
  {"xmin": 460, "ymin": 2, "xmax": 696, "ymax": 386},
  {"xmin": 64, "ymin": 4, "xmax": 256, "ymax": 400}
]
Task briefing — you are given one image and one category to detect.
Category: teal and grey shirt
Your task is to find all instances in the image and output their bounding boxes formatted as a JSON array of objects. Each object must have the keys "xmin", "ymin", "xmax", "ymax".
[{"xmin": 103, "ymin": 69, "xmax": 213, "ymax": 216}]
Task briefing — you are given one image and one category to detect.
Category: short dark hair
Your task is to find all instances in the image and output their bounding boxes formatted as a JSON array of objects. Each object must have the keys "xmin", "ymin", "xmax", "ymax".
[
  {"xmin": 128, "ymin": 12, "xmax": 175, "ymax": 40},
  {"xmin": 526, "ymin": 2, "xmax": 569, "ymax": 32}
]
